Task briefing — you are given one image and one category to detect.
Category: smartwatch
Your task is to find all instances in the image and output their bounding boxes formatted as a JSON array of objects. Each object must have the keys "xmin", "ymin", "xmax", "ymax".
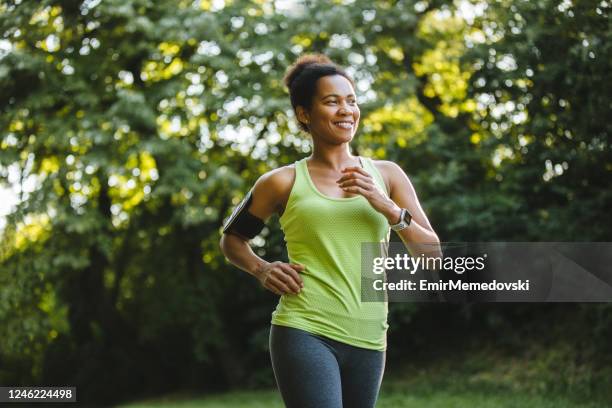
[{"xmin": 390, "ymin": 208, "xmax": 412, "ymax": 231}]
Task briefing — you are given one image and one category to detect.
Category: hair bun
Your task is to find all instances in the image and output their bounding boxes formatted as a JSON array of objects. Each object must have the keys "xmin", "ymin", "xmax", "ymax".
[{"xmin": 283, "ymin": 54, "xmax": 333, "ymax": 88}]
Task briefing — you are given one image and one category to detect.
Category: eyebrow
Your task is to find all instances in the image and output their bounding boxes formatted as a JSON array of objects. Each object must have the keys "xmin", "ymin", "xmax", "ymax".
[{"xmin": 321, "ymin": 93, "xmax": 356, "ymax": 100}]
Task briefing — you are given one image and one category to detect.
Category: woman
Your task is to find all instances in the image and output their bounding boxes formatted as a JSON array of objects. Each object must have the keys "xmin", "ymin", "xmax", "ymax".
[{"xmin": 220, "ymin": 54, "xmax": 440, "ymax": 408}]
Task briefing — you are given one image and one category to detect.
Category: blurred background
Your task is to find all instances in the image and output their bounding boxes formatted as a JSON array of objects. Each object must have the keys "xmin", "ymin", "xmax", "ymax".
[{"xmin": 1, "ymin": 0, "xmax": 610, "ymax": 406}]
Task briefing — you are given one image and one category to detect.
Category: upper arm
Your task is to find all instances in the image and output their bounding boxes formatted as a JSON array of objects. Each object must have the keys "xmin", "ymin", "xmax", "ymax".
[
  {"xmin": 377, "ymin": 160, "xmax": 435, "ymax": 232},
  {"xmin": 221, "ymin": 166, "xmax": 293, "ymax": 241},
  {"xmin": 247, "ymin": 165, "xmax": 295, "ymax": 222}
]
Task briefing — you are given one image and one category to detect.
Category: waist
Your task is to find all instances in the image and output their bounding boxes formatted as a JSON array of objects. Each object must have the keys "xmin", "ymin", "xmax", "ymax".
[{"xmin": 271, "ymin": 291, "xmax": 388, "ymax": 350}]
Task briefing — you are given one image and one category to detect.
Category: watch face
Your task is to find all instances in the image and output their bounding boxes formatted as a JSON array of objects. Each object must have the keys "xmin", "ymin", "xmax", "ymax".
[{"xmin": 403, "ymin": 210, "xmax": 412, "ymax": 225}]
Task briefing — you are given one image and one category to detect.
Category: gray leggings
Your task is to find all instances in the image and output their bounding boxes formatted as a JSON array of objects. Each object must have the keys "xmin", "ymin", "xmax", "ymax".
[{"xmin": 269, "ymin": 324, "xmax": 386, "ymax": 408}]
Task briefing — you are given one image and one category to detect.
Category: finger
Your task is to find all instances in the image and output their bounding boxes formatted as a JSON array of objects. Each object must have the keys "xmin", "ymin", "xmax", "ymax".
[
  {"xmin": 341, "ymin": 166, "xmax": 372, "ymax": 178},
  {"xmin": 289, "ymin": 264, "xmax": 305, "ymax": 287},
  {"xmin": 278, "ymin": 264, "xmax": 302, "ymax": 293},
  {"xmin": 290, "ymin": 263, "xmax": 305, "ymax": 271},
  {"xmin": 270, "ymin": 267, "xmax": 298, "ymax": 293},
  {"xmin": 269, "ymin": 287, "xmax": 283, "ymax": 296},
  {"xmin": 288, "ymin": 266, "xmax": 305, "ymax": 287},
  {"xmin": 340, "ymin": 178, "xmax": 373, "ymax": 192},
  {"xmin": 339, "ymin": 177, "xmax": 373, "ymax": 190},
  {"xmin": 289, "ymin": 263, "xmax": 306, "ymax": 288},
  {"xmin": 337, "ymin": 171, "xmax": 372, "ymax": 184},
  {"xmin": 342, "ymin": 185, "xmax": 369, "ymax": 197},
  {"xmin": 268, "ymin": 277, "xmax": 292, "ymax": 295},
  {"xmin": 264, "ymin": 279, "xmax": 283, "ymax": 295},
  {"xmin": 282, "ymin": 264, "xmax": 304, "ymax": 288}
]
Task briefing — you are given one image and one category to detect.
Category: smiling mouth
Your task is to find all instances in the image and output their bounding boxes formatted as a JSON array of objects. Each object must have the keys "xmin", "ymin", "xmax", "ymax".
[{"xmin": 333, "ymin": 121, "xmax": 354, "ymax": 130}]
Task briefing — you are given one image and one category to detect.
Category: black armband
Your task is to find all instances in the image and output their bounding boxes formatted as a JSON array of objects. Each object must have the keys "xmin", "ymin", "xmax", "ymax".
[{"xmin": 222, "ymin": 189, "xmax": 265, "ymax": 239}]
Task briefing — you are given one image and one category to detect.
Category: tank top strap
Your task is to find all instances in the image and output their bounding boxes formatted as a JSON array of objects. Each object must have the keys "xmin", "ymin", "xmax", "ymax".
[
  {"xmin": 293, "ymin": 157, "xmax": 309, "ymax": 195},
  {"xmin": 361, "ymin": 157, "xmax": 389, "ymax": 196},
  {"xmin": 278, "ymin": 158, "xmax": 308, "ymax": 222}
]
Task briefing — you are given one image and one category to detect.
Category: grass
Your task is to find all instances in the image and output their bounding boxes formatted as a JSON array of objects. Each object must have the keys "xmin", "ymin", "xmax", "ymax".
[
  {"xmin": 118, "ymin": 388, "xmax": 606, "ymax": 408},
  {"xmin": 119, "ymin": 342, "xmax": 611, "ymax": 407},
  {"xmin": 118, "ymin": 390, "xmax": 281, "ymax": 408},
  {"xmin": 118, "ymin": 374, "xmax": 608, "ymax": 408}
]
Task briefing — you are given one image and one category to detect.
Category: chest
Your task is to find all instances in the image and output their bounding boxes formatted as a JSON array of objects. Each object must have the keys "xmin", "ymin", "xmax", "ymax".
[{"xmin": 307, "ymin": 166, "xmax": 358, "ymax": 199}]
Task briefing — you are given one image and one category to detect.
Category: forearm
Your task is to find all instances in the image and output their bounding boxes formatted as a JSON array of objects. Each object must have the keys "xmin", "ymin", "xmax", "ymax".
[
  {"xmin": 219, "ymin": 233, "xmax": 269, "ymax": 279},
  {"xmin": 396, "ymin": 220, "xmax": 442, "ymax": 259},
  {"xmin": 382, "ymin": 203, "xmax": 442, "ymax": 258}
]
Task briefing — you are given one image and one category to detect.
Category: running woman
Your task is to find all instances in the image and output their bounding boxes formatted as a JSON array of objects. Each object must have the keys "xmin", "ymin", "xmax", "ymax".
[{"xmin": 220, "ymin": 54, "xmax": 440, "ymax": 408}]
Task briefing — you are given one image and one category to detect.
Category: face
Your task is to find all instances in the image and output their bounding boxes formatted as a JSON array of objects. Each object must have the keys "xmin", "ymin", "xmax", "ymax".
[{"xmin": 297, "ymin": 75, "xmax": 360, "ymax": 144}]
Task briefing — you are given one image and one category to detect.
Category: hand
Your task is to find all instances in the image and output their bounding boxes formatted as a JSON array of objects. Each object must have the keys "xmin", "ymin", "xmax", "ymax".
[
  {"xmin": 337, "ymin": 166, "xmax": 401, "ymax": 223},
  {"xmin": 254, "ymin": 261, "xmax": 305, "ymax": 296}
]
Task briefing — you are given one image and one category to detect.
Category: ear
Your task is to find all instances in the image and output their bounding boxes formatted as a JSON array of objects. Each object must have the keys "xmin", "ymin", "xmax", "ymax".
[{"xmin": 296, "ymin": 106, "xmax": 310, "ymax": 128}]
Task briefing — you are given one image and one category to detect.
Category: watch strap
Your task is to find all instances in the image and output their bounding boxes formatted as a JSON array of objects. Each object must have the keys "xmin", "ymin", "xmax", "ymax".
[{"xmin": 390, "ymin": 208, "xmax": 412, "ymax": 231}]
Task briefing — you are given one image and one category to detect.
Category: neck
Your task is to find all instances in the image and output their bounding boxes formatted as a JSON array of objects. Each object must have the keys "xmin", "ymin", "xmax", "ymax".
[{"xmin": 309, "ymin": 143, "xmax": 359, "ymax": 171}]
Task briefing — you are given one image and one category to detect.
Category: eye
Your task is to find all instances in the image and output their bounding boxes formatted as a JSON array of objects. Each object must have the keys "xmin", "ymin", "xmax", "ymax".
[
  {"xmin": 348, "ymin": 100, "xmax": 357, "ymax": 105},
  {"xmin": 326, "ymin": 100, "xmax": 337, "ymax": 105}
]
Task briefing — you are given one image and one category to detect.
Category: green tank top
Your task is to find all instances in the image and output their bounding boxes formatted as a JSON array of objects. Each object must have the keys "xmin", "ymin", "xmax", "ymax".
[{"xmin": 271, "ymin": 156, "xmax": 390, "ymax": 350}]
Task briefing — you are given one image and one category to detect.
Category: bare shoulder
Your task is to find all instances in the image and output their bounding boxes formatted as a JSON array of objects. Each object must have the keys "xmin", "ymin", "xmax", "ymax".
[
  {"xmin": 250, "ymin": 163, "xmax": 296, "ymax": 218},
  {"xmin": 371, "ymin": 159, "xmax": 408, "ymax": 194},
  {"xmin": 254, "ymin": 163, "xmax": 296, "ymax": 194},
  {"xmin": 372, "ymin": 159, "xmax": 404, "ymax": 174}
]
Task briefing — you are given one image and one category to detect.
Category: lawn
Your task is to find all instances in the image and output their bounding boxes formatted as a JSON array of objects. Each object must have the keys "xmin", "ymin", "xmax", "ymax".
[
  {"xmin": 119, "ymin": 381, "xmax": 606, "ymax": 408},
  {"xmin": 119, "ymin": 346, "xmax": 609, "ymax": 408}
]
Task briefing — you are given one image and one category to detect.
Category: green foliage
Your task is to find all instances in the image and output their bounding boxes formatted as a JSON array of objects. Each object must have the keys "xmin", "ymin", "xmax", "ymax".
[{"xmin": 0, "ymin": 0, "xmax": 610, "ymax": 404}]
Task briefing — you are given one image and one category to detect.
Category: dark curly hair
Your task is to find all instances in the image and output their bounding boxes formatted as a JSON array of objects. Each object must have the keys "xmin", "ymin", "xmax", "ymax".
[{"xmin": 283, "ymin": 54, "xmax": 355, "ymax": 132}]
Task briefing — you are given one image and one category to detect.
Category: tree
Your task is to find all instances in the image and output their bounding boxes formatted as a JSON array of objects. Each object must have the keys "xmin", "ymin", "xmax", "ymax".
[{"xmin": 1, "ymin": 0, "xmax": 609, "ymax": 403}]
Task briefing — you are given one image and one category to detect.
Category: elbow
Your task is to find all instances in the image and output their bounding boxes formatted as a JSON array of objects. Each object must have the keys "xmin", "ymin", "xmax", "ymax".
[
  {"xmin": 219, "ymin": 232, "xmax": 247, "ymax": 260},
  {"xmin": 423, "ymin": 230, "xmax": 442, "ymax": 258},
  {"xmin": 219, "ymin": 234, "xmax": 228, "ymax": 256},
  {"xmin": 431, "ymin": 233, "xmax": 443, "ymax": 258}
]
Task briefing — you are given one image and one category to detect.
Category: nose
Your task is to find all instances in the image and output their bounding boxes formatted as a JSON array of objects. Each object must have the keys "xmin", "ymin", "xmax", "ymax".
[{"xmin": 337, "ymin": 103, "xmax": 352, "ymax": 115}]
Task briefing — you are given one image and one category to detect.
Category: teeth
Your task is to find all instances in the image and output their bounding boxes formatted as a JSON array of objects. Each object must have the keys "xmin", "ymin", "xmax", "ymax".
[{"xmin": 335, "ymin": 122, "xmax": 353, "ymax": 129}]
